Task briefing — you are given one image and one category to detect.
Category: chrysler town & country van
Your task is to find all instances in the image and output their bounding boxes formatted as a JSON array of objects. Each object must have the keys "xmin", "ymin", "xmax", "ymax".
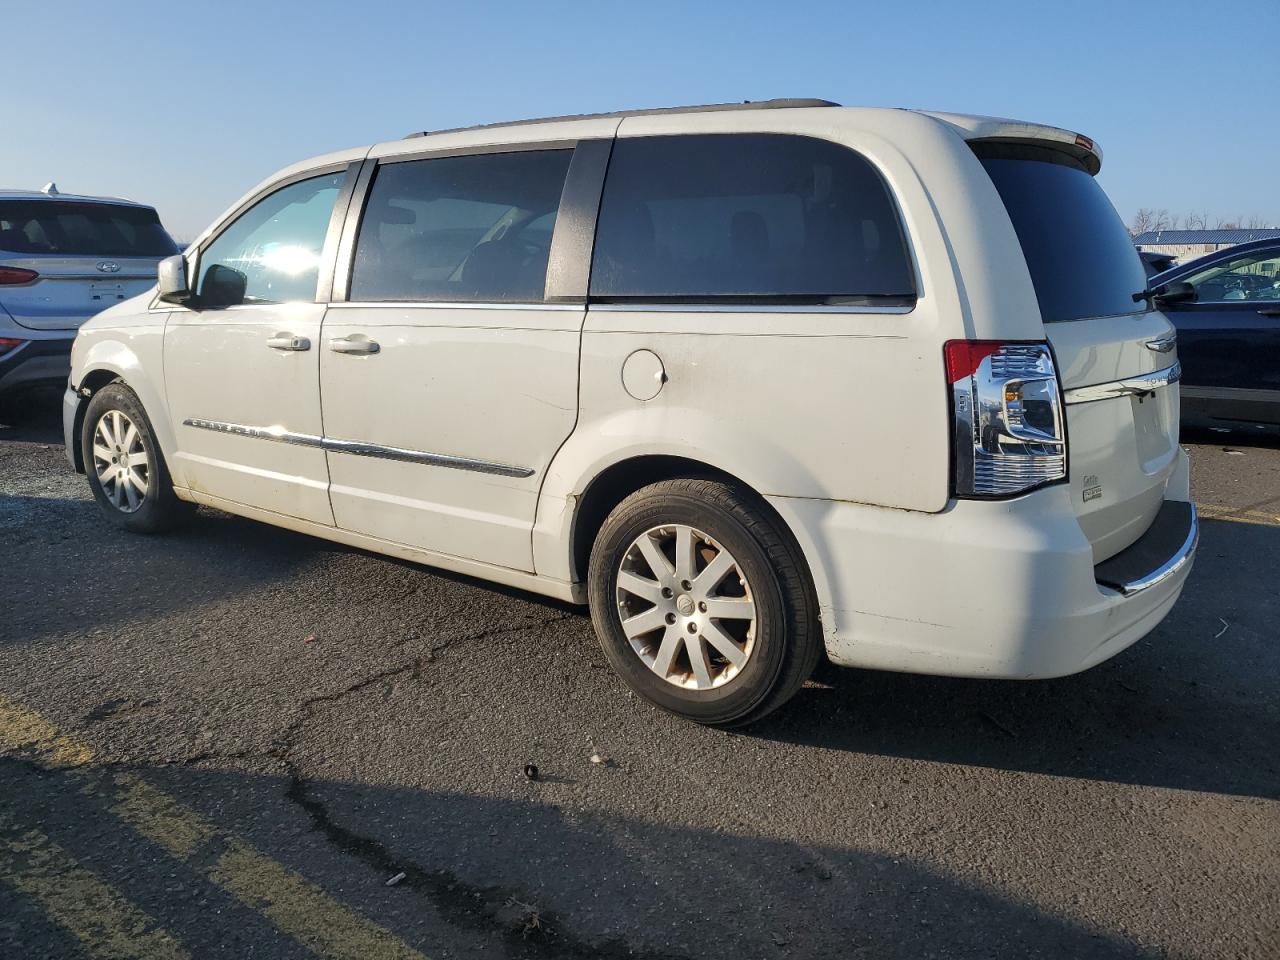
[{"xmin": 64, "ymin": 100, "xmax": 1197, "ymax": 725}]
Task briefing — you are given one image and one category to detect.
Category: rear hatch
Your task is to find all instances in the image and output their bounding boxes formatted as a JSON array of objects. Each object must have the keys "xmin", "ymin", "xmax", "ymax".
[
  {"xmin": 973, "ymin": 140, "xmax": 1180, "ymax": 562},
  {"xmin": 0, "ymin": 199, "xmax": 176, "ymax": 330}
]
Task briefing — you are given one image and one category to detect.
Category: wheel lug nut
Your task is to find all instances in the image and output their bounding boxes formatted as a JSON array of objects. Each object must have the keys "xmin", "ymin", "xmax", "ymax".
[
  {"xmin": 665, "ymin": 613, "xmax": 676, "ymax": 625},
  {"xmin": 680, "ymin": 579, "xmax": 692, "ymax": 591},
  {"xmin": 698, "ymin": 601, "xmax": 707, "ymax": 613},
  {"xmin": 661, "ymin": 587, "xmax": 673, "ymax": 599},
  {"xmin": 686, "ymin": 622, "xmax": 697, "ymax": 634}
]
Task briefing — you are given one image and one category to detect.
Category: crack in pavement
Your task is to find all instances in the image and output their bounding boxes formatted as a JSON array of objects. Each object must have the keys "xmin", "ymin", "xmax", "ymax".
[{"xmin": 268, "ymin": 612, "xmax": 687, "ymax": 959}]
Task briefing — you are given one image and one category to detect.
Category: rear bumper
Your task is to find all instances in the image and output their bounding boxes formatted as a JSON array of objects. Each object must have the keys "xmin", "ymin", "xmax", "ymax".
[
  {"xmin": 0, "ymin": 336, "xmax": 73, "ymax": 396},
  {"xmin": 771, "ymin": 451, "xmax": 1197, "ymax": 679}
]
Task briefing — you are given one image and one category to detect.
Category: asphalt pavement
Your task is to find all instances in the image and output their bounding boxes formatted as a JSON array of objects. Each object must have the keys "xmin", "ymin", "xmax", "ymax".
[{"xmin": 1, "ymin": 406, "xmax": 1277, "ymax": 959}]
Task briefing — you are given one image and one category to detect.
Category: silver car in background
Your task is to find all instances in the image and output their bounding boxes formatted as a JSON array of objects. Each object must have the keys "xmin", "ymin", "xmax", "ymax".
[{"xmin": 0, "ymin": 185, "xmax": 177, "ymax": 418}]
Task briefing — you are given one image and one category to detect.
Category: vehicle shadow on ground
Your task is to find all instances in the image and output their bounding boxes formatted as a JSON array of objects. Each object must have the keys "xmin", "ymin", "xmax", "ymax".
[
  {"xmin": 748, "ymin": 515, "xmax": 1280, "ymax": 801},
  {"xmin": 0, "ymin": 754, "xmax": 1153, "ymax": 960}
]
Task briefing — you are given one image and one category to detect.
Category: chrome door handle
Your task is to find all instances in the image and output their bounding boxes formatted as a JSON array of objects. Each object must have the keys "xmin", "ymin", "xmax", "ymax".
[
  {"xmin": 267, "ymin": 334, "xmax": 311, "ymax": 352},
  {"xmin": 329, "ymin": 336, "xmax": 380, "ymax": 355},
  {"xmin": 1144, "ymin": 335, "xmax": 1177, "ymax": 353}
]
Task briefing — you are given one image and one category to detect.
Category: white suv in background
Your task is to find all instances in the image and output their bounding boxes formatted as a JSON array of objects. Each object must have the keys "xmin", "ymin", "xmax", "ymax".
[
  {"xmin": 0, "ymin": 186, "xmax": 177, "ymax": 418},
  {"xmin": 63, "ymin": 99, "xmax": 1197, "ymax": 725}
]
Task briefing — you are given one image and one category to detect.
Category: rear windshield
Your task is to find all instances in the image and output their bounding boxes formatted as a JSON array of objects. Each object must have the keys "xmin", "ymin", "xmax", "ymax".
[
  {"xmin": 975, "ymin": 144, "xmax": 1145, "ymax": 323},
  {"xmin": 0, "ymin": 200, "xmax": 177, "ymax": 257}
]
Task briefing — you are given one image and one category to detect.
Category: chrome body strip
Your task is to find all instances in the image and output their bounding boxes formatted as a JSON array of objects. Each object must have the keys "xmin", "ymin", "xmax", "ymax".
[
  {"xmin": 1113, "ymin": 505, "xmax": 1199, "ymax": 597},
  {"xmin": 322, "ymin": 437, "xmax": 534, "ymax": 477},
  {"xmin": 324, "ymin": 301, "xmax": 583, "ymax": 312},
  {"xmin": 587, "ymin": 302, "xmax": 914, "ymax": 315},
  {"xmin": 1063, "ymin": 361, "xmax": 1182, "ymax": 405},
  {"xmin": 181, "ymin": 419, "xmax": 534, "ymax": 478},
  {"xmin": 182, "ymin": 418, "xmax": 324, "ymax": 448}
]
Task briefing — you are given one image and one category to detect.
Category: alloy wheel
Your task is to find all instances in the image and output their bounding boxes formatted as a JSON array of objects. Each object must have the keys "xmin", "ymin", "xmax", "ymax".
[
  {"xmin": 91, "ymin": 410, "xmax": 149, "ymax": 513},
  {"xmin": 615, "ymin": 524, "xmax": 757, "ymax": 690}
]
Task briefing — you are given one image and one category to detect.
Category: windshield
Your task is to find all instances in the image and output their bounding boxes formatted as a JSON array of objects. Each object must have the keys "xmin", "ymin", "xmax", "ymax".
[
  {"xmin": 0, "ymin": 200, "xmax": 178, "ymax": 257},
  {"xmin": 975, "ymin": 144, "xmax": 1146, "ymax": 323}
]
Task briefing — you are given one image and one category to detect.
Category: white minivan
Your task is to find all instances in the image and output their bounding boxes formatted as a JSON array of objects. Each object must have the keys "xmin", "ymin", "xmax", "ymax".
[{"xmin": 64, "ymin": 99, "xmax": 1196, "ymax": 725}]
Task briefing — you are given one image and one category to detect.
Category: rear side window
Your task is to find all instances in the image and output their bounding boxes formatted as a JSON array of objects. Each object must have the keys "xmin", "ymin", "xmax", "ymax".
[
  {"xmin": 589, "ymin": 134, "xmax": 915, "ymax": 305},
  {"xmin": 975, "ymin": 144, "xmax": 1146, "ymax": 323},
  {"xmin": 0, "ymin": 201, "xmax": 177, "ymax": 257},
  {"xmin": 349, "ymin": 150, "xmax": 573, "ymax": 303}
]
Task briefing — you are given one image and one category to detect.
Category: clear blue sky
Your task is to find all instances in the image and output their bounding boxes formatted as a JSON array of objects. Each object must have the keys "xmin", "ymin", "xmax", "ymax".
[{"xmin": 6, "ymin": 0, "xmax": 1273, "ymax": 240}]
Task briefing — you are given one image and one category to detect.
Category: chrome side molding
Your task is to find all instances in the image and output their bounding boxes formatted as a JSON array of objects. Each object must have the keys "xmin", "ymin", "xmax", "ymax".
[
  {"xmin": 1063, "ymin": 361, "xmax": 1181, "ymax": 406},
  {"xmin": 181, "ymin": 418, "xmax": 534, "ymax": 478}
]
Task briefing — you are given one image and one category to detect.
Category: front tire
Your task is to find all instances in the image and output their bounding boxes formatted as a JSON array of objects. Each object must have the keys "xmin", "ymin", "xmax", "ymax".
[
  {"xmin": 588, "ymin": 478, "xmax": 821, "ymax": 726},
  {"xmin": 81, "ymin": 383, "xmax": 193, "ymax": 533}
]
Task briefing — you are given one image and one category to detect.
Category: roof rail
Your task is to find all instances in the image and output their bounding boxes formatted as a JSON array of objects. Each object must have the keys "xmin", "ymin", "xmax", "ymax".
[{"xmin": 403, "ymin": 98, "xmax": 841, "ymax": 139}]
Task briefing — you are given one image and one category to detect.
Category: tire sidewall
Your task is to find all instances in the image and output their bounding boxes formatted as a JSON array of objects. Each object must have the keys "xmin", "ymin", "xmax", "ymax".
[{"xmin": 589, "ymin": 489, "xmax": 789, "ymax": 724}]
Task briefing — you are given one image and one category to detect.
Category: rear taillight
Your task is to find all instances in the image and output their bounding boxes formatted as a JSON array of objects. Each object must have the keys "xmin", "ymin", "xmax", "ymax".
[
  {"xmin": 0, "ymin": 337, "xmax": 26, "ymax": 355},
  {"xmin": 945, "ymin": 340, "xmax": 1067, "ymax": 498},
  {"xmin": 0, "ymin": 266, "xmax": 39, "ymax": 285}
]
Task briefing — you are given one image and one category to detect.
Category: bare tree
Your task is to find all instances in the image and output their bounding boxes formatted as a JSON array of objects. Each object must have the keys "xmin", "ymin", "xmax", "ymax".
[
  {"xmin": 1182, "ymin": 211, "xmax": 1207, "ymax": 230},
  {"xmin": 1132, "ymin": 208, "xmax": 1172, "ymax": 235}
]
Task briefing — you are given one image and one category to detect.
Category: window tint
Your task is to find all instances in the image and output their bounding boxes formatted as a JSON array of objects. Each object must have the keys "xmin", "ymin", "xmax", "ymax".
[
  {"xmin": 1182, "ymin": 249, "xmax": 1280, "ymax": 303},
  {"xmin": 589, "ymin": 134, "xmax": 914, "ymax": 304},
  {"xmin": 976, "ymin": 144, "xmax": 1146, "ymax": 323},
  {"xmin": 197, "ymin": 172, "xmax": 343, "ymax": 306},
  {"xmin": 349, "ymin": 150, "xmax": 573, "ymax": 302},
  {"xmin": 0, "ymin": 201, "xmax": 177, "ymax": 257}
]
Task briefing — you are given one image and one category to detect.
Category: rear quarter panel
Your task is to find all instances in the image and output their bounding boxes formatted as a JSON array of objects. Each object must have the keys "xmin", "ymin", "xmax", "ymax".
[{"xmin": 535, "ymin": 108, "xmax": 1046, "ymax": 582}]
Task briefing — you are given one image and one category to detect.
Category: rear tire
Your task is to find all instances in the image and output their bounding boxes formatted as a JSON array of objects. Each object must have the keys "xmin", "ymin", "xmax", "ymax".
[
  {"xmin": 81, "ymin": 383, "xmax": 194, "ymax": 534},
  {"xmin": 588, "ymin": 478, "xmax": 821, "ymax": 727}
]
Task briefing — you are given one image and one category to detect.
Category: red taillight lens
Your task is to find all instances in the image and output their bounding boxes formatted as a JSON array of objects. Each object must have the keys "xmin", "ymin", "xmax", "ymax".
[
  {"xmin": 0, "ymin": 336, "xmax": 26, "ymax": 354},
  {"xmin": 945, "ymin": 340, "xmax": 1067, "ymax": 498},
  {"xmin": 0, "ymin": 266, "xmax": 39, "ymax": 285}
]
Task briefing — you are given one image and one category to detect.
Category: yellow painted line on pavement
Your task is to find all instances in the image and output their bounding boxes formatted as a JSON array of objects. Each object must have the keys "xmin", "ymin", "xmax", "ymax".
[
  {"xmin": 116, "ymin": 778, "xmax": 427, "ymax": 960},
  {"xmin": 0, "ymin": 695, "xmax": 93, "ymax": 767},
  {"xmin": 1197, "ymin": 504, "xmax": 1280, "ymax": 527},
  {"xmin": 0, "ymin": 814, "xmax": 190, "ymax": 960},
  {"xmin": 0, "ymin": 694, "xmax": 429, "ymax": 960}
]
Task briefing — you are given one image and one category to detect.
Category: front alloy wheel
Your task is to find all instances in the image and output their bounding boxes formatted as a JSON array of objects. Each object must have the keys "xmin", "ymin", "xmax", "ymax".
[{"xmin": 91, "ymin": 409, "xmax": 150, "ymax": 513}]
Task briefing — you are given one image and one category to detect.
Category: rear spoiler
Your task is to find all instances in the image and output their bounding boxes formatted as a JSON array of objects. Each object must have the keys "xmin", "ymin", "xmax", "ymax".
[{"xmin": 915, "ymin": 112, "xmax": 1103, "ymax": 175}]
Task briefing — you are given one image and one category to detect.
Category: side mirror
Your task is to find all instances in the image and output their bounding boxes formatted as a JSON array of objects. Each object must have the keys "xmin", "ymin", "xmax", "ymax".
[
  {"xmin": 1153, "ymin": 280, "xmax": 1196, "ymax": 306},
  {"xmin": 200, "ymin": 264, "xmax": 248, "ymax": 308},
  {"xmin": 157, "ymin": 254, "xmax": 192, "ymax": 305}
]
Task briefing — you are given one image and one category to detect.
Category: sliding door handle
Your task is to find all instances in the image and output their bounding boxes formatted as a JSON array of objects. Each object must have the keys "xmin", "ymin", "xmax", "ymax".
[
  {"xmin": 266, "ymin": 334, "xmax": 310, "ymax": 352},
  {"xmin": 329, "ymin": 336, "xmax": 380, "ymax": 355}
]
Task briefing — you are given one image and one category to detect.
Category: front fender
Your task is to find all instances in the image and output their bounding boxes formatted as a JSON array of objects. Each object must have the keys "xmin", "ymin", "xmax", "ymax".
[{"xmin": 72, "ymin": 319, "xmax": 178, "ymax": 479}]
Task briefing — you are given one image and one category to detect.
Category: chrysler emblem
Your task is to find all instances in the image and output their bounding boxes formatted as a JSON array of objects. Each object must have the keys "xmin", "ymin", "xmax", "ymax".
[{"xmin": 96, "ymin": 261, "xmax": 121, "ymax": 274}]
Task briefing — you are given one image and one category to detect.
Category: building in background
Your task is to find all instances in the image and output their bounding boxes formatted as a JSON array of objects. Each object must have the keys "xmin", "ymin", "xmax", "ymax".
[{"xmin": 1133, "ymin": 228, "xmax": 1280, "ymax": 266}]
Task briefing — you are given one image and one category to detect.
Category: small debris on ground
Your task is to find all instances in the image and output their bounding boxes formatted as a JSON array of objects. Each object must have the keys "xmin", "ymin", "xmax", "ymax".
[
  {"xmin": 979, "ymin": 712, "xmax": 1018, "ymax": 738},
  {"xmin": 1223, "ymin": 448, "xmax": 1245, "ymax": 456},
  {"xmin": 1214, "ymin": 618, "xmax": 1230, "ymax": 639},
  {"xmin": 385, "ymin": 871, "xmax": 406, "ymax": 887},
  {"xmin": 523, "ymin": 763, "xmax": 539, "ymax": 781},
  {"xmin": 303, "ymin": 634, "xmax": 317, "ymax": 644}
]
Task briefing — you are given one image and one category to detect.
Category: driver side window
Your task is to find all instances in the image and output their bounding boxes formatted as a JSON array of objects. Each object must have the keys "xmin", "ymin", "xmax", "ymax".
[
  {"xmin": 196, "ymin": 172, "xmax": 344, "ymax": 307},
  {"xmin": 1184, "ymin": 249, "xmax": 1280, "ymax": 303}
]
